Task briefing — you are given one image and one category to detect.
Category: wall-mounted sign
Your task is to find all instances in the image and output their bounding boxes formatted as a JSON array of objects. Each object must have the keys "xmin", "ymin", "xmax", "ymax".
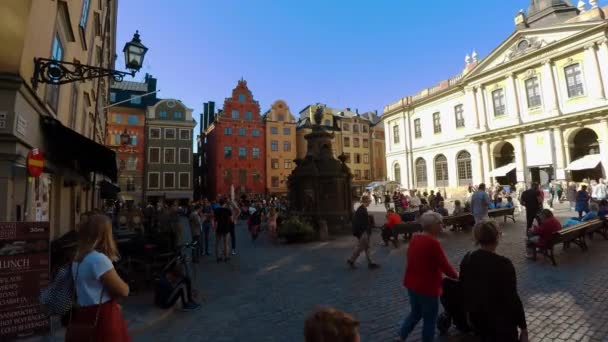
[{"xmin": 0, "ymin": 222, "xmax": 50, "ymax": 340}]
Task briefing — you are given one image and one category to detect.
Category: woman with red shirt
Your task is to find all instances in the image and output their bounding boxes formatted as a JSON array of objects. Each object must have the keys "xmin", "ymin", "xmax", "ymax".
[
  {"xmin": 398, "ymin": 212, "xmax": 458, "ymax": 342},
  {"xmin": 381, "ymin": 209, "xmax": 402, "ymax": 247}
]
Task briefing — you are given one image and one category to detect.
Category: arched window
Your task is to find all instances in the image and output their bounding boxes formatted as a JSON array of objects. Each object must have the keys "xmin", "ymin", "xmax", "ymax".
[
  {"xmin": 456, "ymin": 151, "xmax": 472, "ymax": 186},
  {"xmin": 415, "ymin": 158, "xmax": 427, "ymax": 187},
  {"xmin": 435, "ymin": 154, "xmax": 449, "ymax": 187},
  {"xmin": 394, "ymin": 163, "xmax": 401, "ymax": 185}
]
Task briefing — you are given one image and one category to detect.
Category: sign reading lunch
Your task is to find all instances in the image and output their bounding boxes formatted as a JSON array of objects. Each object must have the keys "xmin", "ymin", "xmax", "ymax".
[{"xmin": 0, "ymin": 222, "xmax": 50, "ymax": 340}]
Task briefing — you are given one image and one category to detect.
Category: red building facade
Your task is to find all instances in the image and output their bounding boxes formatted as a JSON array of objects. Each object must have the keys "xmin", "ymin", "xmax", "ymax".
[{"xmin": 206, "ymin": 80, "xmax": 266, "ymax": 199}]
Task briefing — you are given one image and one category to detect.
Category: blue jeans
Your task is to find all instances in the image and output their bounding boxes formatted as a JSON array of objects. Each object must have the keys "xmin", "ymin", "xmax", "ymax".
[{"xmin": 400, "ymin": 289, "xmax": 439, "ymax": 342}]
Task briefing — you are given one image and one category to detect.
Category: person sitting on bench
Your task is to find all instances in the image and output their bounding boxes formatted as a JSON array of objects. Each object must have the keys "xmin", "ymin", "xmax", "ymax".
[
  {"xmin": 562, "ymin": 202, "xmax": 599, "ymax": 228},
  {"xmin": 526, "ymin": 209, "xmax": 561, "ymax": 259},
  {"xmin": 382, "ymin": 209, "xmax": 402, "ymax": 247},
  {"xmin": 155, "ymin": 262, "xmax": 201, "ymax": 312},
  {"xmin": 452, "ymin": 200, "xmax": 464, "ymax": 216}
]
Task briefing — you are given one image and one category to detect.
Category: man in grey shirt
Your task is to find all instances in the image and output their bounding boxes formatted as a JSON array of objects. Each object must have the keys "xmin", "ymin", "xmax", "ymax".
[{"xmin": 471, "ymin": 183, "xmax": 491, "ymax": 223}]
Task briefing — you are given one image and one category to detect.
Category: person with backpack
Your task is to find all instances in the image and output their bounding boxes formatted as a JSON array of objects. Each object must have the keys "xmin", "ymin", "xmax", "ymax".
[
  {"xmin": 213, "ymin": 198, "xmax": 232, "ymax": 263},
  {"xmin": 347, "ymin": 195, "xmax": 380, "ymax": 269}
]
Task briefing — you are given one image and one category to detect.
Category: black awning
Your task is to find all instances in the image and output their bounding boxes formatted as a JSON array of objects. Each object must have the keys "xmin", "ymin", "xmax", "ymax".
[
  {"xmin": 99, "ymin": 180, "xmax": 120, "ymax": 199},
  {"xmin": 41, "ymin": 116, "xmax": 117, "ymax": 182}
]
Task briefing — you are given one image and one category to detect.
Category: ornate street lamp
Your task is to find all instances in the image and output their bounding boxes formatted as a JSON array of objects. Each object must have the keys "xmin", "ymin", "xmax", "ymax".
[
  {"xmin": 120, "ymin": 129, "xmax": 131, "ymax": 146},
  {"xmin": 31, "ymin": 31, "xmax": 148, "ymax": 89}
]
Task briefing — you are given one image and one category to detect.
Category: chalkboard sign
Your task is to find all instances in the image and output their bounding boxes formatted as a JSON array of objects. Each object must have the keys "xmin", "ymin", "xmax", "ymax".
[{"xmin": 0, "ymin": 222, "xmax": 50, "ymax": 340}]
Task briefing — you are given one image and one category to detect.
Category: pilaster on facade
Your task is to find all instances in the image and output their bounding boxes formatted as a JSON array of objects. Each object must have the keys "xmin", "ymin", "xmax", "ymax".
[
  {"xmin": 552, "ymin": 127, "xmax": 567, "ymax": 180},
  {"xmin": 481, "ymin": 141, "xmax": 491, "ymax": 184},
  {"xmin": 541, "ymin": 59, "xmax": 561, "ymax": 116},
  {"xmin": 585, "ymin": 42, "xmax": 606, "ymax": 101},
  {"xmin": 465, "ymin": 86, "xmax": 480, "ymax": 129},
  {"xmin": 596, "ymin": 39, "xmax": 608, "ymax": 101},
  {"xmin": 599, "ymin": 119, "xmax": 608, "ymax": 178},
  {"xmin": 477, "ymin": 85, "xmax": 489, "ymax": 130},
  {"xmin": 515, "ymin": 134, "xmax": 528, "ymax": 183},
  {"xmin": 507, "ymin": 73, "xmax": 523, "ymax": 124}
]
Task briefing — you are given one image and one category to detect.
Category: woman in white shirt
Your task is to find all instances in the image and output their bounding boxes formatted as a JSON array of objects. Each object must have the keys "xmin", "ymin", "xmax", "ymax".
[{"xmin": 67, "ymin": 214, "xmax": 130, "ymax": 342}]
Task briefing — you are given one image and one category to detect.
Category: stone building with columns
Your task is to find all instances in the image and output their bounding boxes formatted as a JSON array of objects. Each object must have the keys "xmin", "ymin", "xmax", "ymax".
[{"xmin": 382, "ymin": 0, "xmax": 608, "ymax": 196}]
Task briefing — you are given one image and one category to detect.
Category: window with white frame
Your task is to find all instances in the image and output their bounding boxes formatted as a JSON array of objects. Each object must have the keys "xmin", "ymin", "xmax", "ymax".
[
  {"xmin": 163, "ymin": 173, "xmax": 175, "ymax": 189},
  {"xmin": 393, "ymin": 125, "xmax": 400, "ymax": 143},
  {"xmin": 179, "ymin": 172, "xmax": 190, "ymax": 189},
  {"xmin": 179, "ymin": 148, "xmax": 190, "ymax": 164},
  {"xmin": 433, "ymin": 112, "xmax": 442, "ymax": 133},
  {"xmin": 414, "ymin": 119, "xmax": 422, "ymax": 138},
  {"xmin": 148, "ymin": 173, "xmax": 160, "ymax": 189},
  {"xmin": 179, "ymin": 129, "xmax": 190, "ymax": 140},
  {"xmin": 149, "ymin": 147, "xmax": 160, "ymax": 163},
  {"xmin": 492, "ymin": 89, "xmax": 506, "ymax": 116},
  {"xmin": 454, "ymin": 105, "xmax": 465, "ymax": 128},
  {"xmin": 164, "ymin": 148, "xmax": 176, "ymax": 164},
  {"xmin": 415, "ymin": 158, "xmax": 427, "ymax": 187},
  {"xmin": 457, "ymin": 151, "xmax": 472, "ymax": 186},
  {"xmin": 565, "ymin": 63, "xmax": 584, "ymax": 98},
  {"xmin": 434, "ymin": 154, "xmax": 449, "ymax": 187},
  {"xmin": 525, "ymin": 77, "xmax": 542, "ymax": 108},
  {"xmin": 150, "ymin": 128, "xmax": 161, "ymax": 139},
  {"xmin": 165, "ymin": 128, "xmax": 176, "ymax": 139}
]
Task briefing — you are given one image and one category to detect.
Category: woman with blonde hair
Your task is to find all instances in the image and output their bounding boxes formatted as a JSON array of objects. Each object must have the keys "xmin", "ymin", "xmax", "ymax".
[{"xmin": 67, "ymin": 214, "xmax": 130, "ymax": 342}]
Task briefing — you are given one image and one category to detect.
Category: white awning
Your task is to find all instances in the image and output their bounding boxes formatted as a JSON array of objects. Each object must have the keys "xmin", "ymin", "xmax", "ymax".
[
  {"xmin": 489, "ymin": 163, "xmax": 516, "ymax": 177},
  {"xmin": 566, "ymin": 154, "xmax": 602, "ymax": 171}
]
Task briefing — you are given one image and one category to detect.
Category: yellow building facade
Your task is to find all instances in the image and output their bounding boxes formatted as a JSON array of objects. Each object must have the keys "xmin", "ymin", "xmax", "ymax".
[
  {"xmin": 0, "ymin": 0, "xmax": 118, "ymax": 237},
  {"xmin": 265, "ymin": 100, "xmax": 297, "ymax": 194}
]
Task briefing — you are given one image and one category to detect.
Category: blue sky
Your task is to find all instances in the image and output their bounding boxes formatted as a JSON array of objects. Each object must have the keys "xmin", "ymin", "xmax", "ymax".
[{"xmin": 116, "ymin": 0, "xmax": 535, "ymax": 132}]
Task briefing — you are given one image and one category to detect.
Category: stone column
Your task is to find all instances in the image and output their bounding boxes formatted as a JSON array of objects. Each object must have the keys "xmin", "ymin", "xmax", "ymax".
[
  {"xmin": 515, "ymin": 134, "xmax": 527, "ymax": 183},
  {"xmin": 384, "ymin": 120, "xmax": 391, "ymax": 153},
  {"xmin": 584, "ymin": 43, "xmax": 606, "ymax": 100},
  {"xmin": 401, "ymin": 112, "xmax": 412, "ymax": 189},
  {"xmin": 465, "ymin": 86, "xmax": 480, "ymax": 129},
  {"xmin": 475, "ymin": 141, "xmax": 484, "ymax": 185},
  {"xmin": 553, "ymin": 127, "xmax": 567, "ymax": 180},
  {"xmin": 507, "ymin": 73, "xmax": 522, "ymax": 123},
  {"xmin": 477, "ymin": 86, "xmax": 489, "ymax": 130},
  {"xmin": 481, "ymin": 141, "xmax": 491, "ymax": 184},
  {"xmin": 541, "ymin": 59, "xmax": 560, "ymax": 115},
  {"xmin": 599, "ymin": 119, "xmax": 608, "ymax": 178}
]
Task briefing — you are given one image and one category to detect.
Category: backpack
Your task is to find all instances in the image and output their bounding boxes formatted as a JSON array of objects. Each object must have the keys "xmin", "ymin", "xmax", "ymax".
[{"xmin": 39, "ymin": 264, "xmax": 75, "ymax": 316}]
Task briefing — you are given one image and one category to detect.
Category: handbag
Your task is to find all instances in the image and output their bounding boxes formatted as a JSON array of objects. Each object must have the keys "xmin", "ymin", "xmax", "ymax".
[
  {"xmin": 65, "ymin": 259, "xmax": 105, "ymax": 342},
  {"xmin": 39, "ymin": 264, "xmax": 74, "ymax": 315}
]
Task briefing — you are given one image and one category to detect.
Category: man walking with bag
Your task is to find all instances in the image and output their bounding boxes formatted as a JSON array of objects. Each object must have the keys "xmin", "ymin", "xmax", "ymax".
[{"xmin": 347, "ymin": 195, "xmax": 380, "ymax": 269}]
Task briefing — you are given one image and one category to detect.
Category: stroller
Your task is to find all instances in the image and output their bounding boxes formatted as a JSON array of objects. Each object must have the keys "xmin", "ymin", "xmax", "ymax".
[{"xmin": 436, "ymin": 278, "xmax": 471, "ymax": 335}]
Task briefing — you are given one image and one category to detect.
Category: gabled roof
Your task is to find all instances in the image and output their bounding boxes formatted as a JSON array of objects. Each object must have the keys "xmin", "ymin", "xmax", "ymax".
[{"xmin": 111, "ymin": 80, "xmax": 148, "ymax": 92}]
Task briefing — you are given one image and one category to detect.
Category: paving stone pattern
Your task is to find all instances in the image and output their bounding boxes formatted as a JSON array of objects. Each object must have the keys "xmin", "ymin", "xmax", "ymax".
[{"xmin": 134, "ymin": 203, "xmax": 608, "ymax": 342}]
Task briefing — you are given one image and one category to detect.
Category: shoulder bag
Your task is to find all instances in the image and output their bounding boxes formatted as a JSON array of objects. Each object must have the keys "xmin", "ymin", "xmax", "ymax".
[{"xmin": 65, "ymin": 259, "xmax": 105, "ymax": 342}]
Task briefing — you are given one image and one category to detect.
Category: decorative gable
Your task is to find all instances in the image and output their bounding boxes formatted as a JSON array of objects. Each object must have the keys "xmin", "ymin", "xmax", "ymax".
[{"xmin": 465, "ymin": 22, "xmax": 600, "ymax": 79}]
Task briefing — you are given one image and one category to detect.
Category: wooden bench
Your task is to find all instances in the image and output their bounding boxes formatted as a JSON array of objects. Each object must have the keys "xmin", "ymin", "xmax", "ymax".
[
  {"xmin": 587, "ymin": 217, "xmax": 608, "ymax": 240},
  {"xmin": 442, "ymin": 214, "xmax": 474, "ymax": 232},
  {"xmin": 488, "ymin": 207, "xmax": 516, "ymax": 223},
  {"xmin": 392, "ymin": 222, "xmax": 422, "ymax": 242},
  {"xmin": 530, "ymin": 219, "xmax": 603, "ymax": 266}
]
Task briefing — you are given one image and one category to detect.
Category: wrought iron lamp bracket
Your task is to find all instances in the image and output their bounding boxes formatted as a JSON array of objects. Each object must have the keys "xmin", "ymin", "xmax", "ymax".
[{"xmin": 31, "ymin": 58, "xmax": 135, "ymax": 90}]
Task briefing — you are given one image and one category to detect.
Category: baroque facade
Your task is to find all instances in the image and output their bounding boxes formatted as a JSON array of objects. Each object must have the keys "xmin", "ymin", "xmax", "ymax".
[
  {"xmin": 106, "ymin": 75, "xmax": 158, "ymax": 205},
  {"xmin": 145, "ymin": 99, "xmax": 195, "ymax": 203},
  {"xmin": 0, "ymin": 0, "xmax": 117, "ymax": 237},
  {"xmin": 205, "ymin": 80, "xmax": 266, "ymax": 199},
  {"xmin": 264, "ymin": 100, "xmax": 297, "ymax": 195},
  {"xmin": 383, "ymin": 0, "xmax": 608, "ymax": 197},
  {"xmin": 297, "ymin": 104, "xmax": 385, "ymax": 196}
]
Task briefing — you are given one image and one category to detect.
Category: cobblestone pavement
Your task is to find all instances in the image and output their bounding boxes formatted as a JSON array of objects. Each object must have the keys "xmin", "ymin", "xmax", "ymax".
[{"xmin": 134, "ymin": 202, "xmax": 608, "ymax": 342}]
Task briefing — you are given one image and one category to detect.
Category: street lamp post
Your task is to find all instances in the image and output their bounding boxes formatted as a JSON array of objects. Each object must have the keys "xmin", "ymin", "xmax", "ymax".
[{"xmin": 31, "ymin": 31, "xmax": 148, "ymax": 89}]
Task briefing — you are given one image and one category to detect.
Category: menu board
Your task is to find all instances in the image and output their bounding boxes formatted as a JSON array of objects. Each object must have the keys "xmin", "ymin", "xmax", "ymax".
[{"xmin": 0, "ymin": 222, "xmax": 50, "ymax": 340}]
